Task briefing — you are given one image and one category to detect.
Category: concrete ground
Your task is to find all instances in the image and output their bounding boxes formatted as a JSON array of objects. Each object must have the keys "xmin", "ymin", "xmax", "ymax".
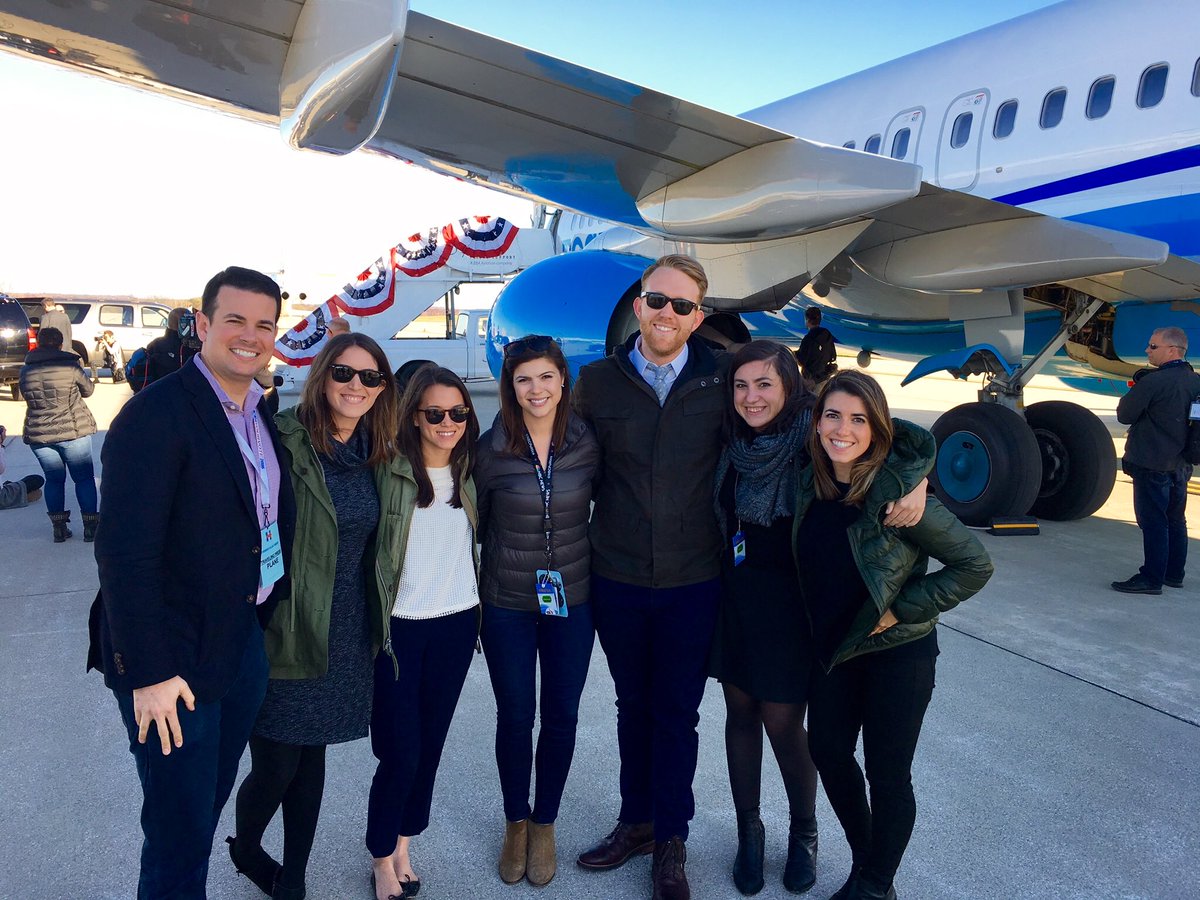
[{"xmin": 0, "ymin": 361, "xmax": 1196, "ymax": 900}]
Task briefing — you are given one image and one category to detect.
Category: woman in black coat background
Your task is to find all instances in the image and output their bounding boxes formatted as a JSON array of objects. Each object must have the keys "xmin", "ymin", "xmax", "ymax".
[{"xmin": 474, "ymin": 335, "xmax": 598, "ymax": 888}]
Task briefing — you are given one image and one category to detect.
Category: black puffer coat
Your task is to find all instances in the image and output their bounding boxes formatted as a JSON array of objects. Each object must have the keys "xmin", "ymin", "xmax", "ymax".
[
  {"xmin": 475, "ymin": 412, "xmax": 599, "ymax": 609},
  {"xmin": 20, "ymin": 348, "xmax": 97, "ymax": 444}
]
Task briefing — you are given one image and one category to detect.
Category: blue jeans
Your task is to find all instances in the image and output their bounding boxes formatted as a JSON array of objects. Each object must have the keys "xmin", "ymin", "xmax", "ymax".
[
  {"xmin": 591, "ymin": 574, "xmax": 721, "ymax": 842},
  {"xmin": 29, "ymin": 436, "xmax": 97, "ymax": 514},
  {"xmin": 480, "ymin": 602, "xmax": 595, "ymax": 824},
  {"xmin": 114, "ymin": 626, "xmax": 268, "ymax": 899},
  {"xmin": 1127, "ymin": 461, "xmax": 1190, "ymax": 585}
]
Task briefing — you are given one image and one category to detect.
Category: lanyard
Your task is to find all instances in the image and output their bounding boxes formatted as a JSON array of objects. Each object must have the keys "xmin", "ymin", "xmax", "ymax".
[
  {"xmin": 232, "ymin": 411, "xmax": 272, "ymax": 527},
  {"xmin": 522, "ymin": 429, "xmax": 556, "ymax": 567}
]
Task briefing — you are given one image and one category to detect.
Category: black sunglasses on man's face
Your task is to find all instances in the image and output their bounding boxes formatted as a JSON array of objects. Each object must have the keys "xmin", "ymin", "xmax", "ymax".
[{"xmin": 640, "ymin": 292, "xmax": 701, "ymax": 316}]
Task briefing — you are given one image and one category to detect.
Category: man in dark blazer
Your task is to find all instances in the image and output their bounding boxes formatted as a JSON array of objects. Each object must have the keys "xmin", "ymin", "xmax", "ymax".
[{"xmin": 89, "ymin": 266, "xmax": 296, "ymax": 898}]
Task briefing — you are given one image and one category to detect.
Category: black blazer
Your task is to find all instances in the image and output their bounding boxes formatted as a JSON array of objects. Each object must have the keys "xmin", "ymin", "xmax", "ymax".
[{"xmin": 87, "ymin": 359, "xmax": 296, "ymax": 703}]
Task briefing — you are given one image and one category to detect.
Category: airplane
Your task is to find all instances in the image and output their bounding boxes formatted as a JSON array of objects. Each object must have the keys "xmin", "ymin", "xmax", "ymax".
[{"xmin": 1, "ymin": 0, "xmax": 1198, "ymax": 529}]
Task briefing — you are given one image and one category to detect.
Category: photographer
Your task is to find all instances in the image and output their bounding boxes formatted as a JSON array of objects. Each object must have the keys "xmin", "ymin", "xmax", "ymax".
[{"xmin": 146, "ymin": 307, "xmax": 201, "ymax": 386}]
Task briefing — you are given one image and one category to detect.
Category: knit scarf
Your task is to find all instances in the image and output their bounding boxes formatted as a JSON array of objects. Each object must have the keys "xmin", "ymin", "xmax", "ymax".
[{"xmin": 714, "ymin": 408, "xmax": 810, "ymax": 537}]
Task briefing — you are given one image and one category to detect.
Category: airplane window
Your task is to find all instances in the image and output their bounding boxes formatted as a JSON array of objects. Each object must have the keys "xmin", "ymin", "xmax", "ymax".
[
  {"xmin": 843, "ymin": 140, "xmax": 856, "ymax": 149},
  {"xmin": 1193, "ymin": 58, "xmax": 1200, "ymax": 96},
  {"xmin": 864, "ymin": 134, "xmax": 882, "ymax": 154},
  {"xmin": 1138, "ymin": 64, "xmax": 1169, "ymax": 108},
  {"xmin": 950, "ymin": 112, "xmax": 973, "ymax": 148},
  {"xmin": 993, "ymin": 100, "xmax": 1018, "ymax": 139},
  {"xmin": 1040, "ymin": 88, "xmax": 1067, "ymax": 129},
  {"xmin": 890, "ymin": 128, "xmax": 910, "ymax": 159},
  {"xmin": 1087, "ymin": 77, "xmax": 1115, "ymax": 119}
]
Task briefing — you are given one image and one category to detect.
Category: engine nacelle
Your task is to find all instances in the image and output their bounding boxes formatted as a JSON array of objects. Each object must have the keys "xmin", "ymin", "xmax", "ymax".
[{"xmin": 486, "ymin": 251, "xmax": 651, "ymax": 379}]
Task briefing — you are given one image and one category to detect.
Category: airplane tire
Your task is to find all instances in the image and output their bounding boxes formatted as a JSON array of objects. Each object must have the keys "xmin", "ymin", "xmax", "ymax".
[
  {"xmin": 1026, "ymin": 400, "xmax": 1116, "ymax": 520},
  {"xmin": 930, "ymin": 402, "xmax": 1041, "ymax": 526}
]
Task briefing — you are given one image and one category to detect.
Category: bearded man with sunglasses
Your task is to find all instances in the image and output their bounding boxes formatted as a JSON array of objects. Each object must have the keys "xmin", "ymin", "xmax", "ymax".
[
  {"xmin": 573, "ymin": 254, "xmax": 728, "ymax": 900},
  {"xmin": 89, "ymin": 266, "xmax": 296, "ymax": 898},
  {"xmin": 1112, "ymin": 326, "xmax": 1200, "ymax": 595}
]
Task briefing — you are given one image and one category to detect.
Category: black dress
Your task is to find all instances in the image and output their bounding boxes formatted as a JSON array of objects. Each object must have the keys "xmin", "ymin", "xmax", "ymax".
[
  {"xmin": 254, "ymin": 430, "xmax": 380, "ymax": 745},
  {"xmin": 708, "ymin": 464, "xmax": 813, "ymax": 703}
]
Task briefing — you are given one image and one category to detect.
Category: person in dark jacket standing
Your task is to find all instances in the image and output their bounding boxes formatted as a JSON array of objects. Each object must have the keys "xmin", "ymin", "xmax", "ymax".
[
  {"xmin": 229, "ymin": 333, "xmax": 403, "ymax": 900},
  {"xmin": 19, "ymin": 326, "xmax": 98, "ymax": 541},
  {"xmin": 572, "ymin": 254, "xmax": 725, "ymax": 900},
  {"xmin": 795, "ymin": 307, "xmax": 837, "ymax": 387},
  {"xmin": 475, "ymin": 335, "xmax": 599, "ymax": 888},
  {"xmin": 1112, "ymin": 326, "xmax": 1200, "ymax": 594},
  {"xmin": 146, "ymin": 307, "xmax": 188, "ymax": 384},
  {"xmin": 38, "ymin": 297, "xmax": 74, "ymax": 352},
  {"xmin": 88, "ymin": 266, "xmax": 297, "ymax": 899},
  {"xmin": 795, "ymin": 370, "xmax": 992, "ymax": 900}
]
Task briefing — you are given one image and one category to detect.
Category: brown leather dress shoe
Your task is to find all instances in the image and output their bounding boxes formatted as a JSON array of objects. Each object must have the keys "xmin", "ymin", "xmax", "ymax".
[
  {"xmin": 652, "ymin": 836, "xmax": 690, "ymax": 900},
  {"xmin": 576, "ymin": 821, "xmax": 655, "ymax": 870}
]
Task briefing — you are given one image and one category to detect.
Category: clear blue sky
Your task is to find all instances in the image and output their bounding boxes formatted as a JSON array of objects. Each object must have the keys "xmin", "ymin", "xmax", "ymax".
[{"xmin": 0, "ymin": 0, "xmax": 1060, "ymax": 299}]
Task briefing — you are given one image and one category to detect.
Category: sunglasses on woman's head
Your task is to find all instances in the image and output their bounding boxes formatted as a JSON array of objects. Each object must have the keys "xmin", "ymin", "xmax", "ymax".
[
  {"xmin": 419, "ymin": 406, "xmax": 471, "ymax": 425},
  {"xmin": 329, "ymin": 364, "xmax": 385, "ymax": 388},
  {"xmin": 503, "ymin": 335, "xmax": 557, "ymax": 357}
]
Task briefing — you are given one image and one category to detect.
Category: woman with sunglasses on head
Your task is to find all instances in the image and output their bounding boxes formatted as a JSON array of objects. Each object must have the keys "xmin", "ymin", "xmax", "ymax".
[
  {"xmin": 711, "ymin": 342, "xmax": 929, "ymax": 896},
  {"xmin": 367, "ymin": 364, "xmax": 481, "ymax": 900},
  {"xmin": 474, "ymin": 335, "xmax": 599, "ymax": 888},
  {"xmin": 795, "ymin": 371, "xmax": 992, "ymax": 900},
  {"xmin": 229, "ymin": 333, "xmax": 403, "ymax": 900}
]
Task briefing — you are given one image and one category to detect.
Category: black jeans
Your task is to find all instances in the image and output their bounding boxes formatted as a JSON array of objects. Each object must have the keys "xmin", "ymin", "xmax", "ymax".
[{"xmin": 807, "ymin": 635, "xmax": 937, "ymax": 887}]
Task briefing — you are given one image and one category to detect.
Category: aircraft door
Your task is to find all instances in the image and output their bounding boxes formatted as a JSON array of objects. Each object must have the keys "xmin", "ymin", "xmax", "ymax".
[
  {"xmin": 935, "ymin": 90, "xmax": 989, "ymax": 191},
  {"xmin": 883, "ymin": 107, "xmax": 925, "ymax": 164}
]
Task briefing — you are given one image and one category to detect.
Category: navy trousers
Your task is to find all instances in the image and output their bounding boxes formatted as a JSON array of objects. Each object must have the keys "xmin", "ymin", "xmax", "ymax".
[
  {"xmin": 366, "ymin": 609, "xmax": 477, "ymax": 858},
  {"xmin": 1127, "ymin": 461, "xmax": 1190, "ymax": 586},
  {"xmin": 480, "ymin": 601, "xmax": 595, "ymax": 824},
  {"xmin": 114, "ymin": 626, "xmax": 268, "ymax": 899},
  {"xmin": 591, "ymin": 573, "xmax": 721, "ymax": 842}
]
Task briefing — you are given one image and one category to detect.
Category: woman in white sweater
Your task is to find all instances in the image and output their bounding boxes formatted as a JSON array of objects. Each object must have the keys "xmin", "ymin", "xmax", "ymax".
[{"xmin": 366, "ymin": 364, "xmax": 481, "ymax": 900}]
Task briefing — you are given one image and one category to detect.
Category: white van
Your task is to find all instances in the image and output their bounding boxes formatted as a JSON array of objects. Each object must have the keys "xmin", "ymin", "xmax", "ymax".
[{"xmin": 15, "ymin": 295, "xmax": 173, "ymax": 366}]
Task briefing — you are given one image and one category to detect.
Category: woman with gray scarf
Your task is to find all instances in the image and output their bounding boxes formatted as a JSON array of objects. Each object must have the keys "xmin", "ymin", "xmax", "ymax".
[{"xmin": 709, "ymin": 341, "xmax": 927, "ymax": 897}]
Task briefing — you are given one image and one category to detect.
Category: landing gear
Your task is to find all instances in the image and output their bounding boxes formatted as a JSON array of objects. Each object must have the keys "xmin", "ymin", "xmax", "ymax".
[
  {"xmin": 930, "ymin": 403, "xmax": 1041, "ymax": 526},
  {"xmin": 927, "ymin": 291, "xmax": 1118, "ymax": 525},
  {"xmin": 1026, "ymin": 400, "xmax": 1116, "ymax": 520},
  {"xmin": 856, "ymin": 349, "xmax": 873, "ymax": 368}
]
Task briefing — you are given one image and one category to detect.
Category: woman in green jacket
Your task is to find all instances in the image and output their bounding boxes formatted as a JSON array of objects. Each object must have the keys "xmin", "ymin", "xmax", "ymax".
[
  {"xmin": 228, "ymin": 332, "xmax": 404, "ymax": 900},
  {"xmin": 794, "ymin": 370, "xmax": 993, "ymax": 900}
]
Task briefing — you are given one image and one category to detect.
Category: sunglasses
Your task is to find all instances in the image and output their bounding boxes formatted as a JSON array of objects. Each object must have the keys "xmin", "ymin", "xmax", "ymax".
[
  {"xmin": 419, "ymin": 405, "xmax": 471, "ymax": 425},
  {"xmin": 640, "ymin": 292, "xmax": 702, "ymax": 316},
  {"xmin": 503, "ymin": 334, "xmax": 557, "ymax": 357},
  {"xmin": 329, "ymin": 364, "xmax": 385, "ymax": 388},
  {"xmin": 1147, "ymin": 343, "xmax": 1181, "ymax": 350}
]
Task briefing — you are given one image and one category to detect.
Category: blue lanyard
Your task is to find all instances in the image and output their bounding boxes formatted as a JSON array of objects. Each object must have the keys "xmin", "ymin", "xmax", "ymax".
[
  {"xmin": 232, "ymin": 411, "xmax": 271, "ymax": 527},
  {"xmin": 522, "ymin": 430, "xmax": 555, "ymax": 567}
]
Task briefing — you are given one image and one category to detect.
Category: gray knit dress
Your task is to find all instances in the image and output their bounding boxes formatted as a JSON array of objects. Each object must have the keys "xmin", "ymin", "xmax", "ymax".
[{"xmin": 254, "ymin": 429, "xmax": 380, "ymax": 745}]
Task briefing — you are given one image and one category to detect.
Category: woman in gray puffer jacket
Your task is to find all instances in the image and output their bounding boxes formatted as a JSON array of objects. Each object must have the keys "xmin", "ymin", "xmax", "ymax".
[
  {"xmin": 474, "ymin": 335, "xmax": 599, "ymax": 888},
  {"xmin": 19, "ymin": 326, "xmax": 98, "ymax": 542}
]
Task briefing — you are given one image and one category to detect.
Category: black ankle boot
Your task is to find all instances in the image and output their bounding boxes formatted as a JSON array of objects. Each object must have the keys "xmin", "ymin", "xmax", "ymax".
[
  {"xmin": 782, "ymin": 814, "xmax": 817, "ymax": 894},
  {"xmin": 731, "ymin": 808, "xmax": 765, "ymax": 895},
  {"xmin": 847, "ymin": 872, "xmax": 897, "ymax": 900},
  {"xmin": 48, "ymin": 510, "xmax": 72, "ymax": 542},
  {"xmin": 226, "ymin": 835, "xmax": 281, "ymax": 896},
  {"xmin": 82, "ymin": 512, "xmax": 100, "ymax": 543}
]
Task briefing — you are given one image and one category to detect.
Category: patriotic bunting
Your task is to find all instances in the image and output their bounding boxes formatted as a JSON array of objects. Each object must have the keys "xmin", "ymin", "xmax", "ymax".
[
  {"xmin": 443, "ymin": 216, "xmax": 519, "ymax": 258},
  {"xmin": 274, "ymin": 299, "xmax": 341, "ymax": 366}
]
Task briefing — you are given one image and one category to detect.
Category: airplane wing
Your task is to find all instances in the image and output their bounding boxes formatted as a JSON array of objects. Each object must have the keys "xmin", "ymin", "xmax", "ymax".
[{"xmin": 3, "ymin": 0, "xmax": 1200, "ymax": 304}]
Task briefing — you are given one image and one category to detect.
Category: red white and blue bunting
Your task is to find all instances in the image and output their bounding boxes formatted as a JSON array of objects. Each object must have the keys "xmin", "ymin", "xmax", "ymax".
[{"xmin": 273, "ymin": 216, "xmax": 520, "ymax": 366}]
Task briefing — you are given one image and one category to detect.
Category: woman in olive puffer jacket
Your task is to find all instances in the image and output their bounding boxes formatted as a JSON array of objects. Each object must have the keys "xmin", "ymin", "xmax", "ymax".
[
  {"xmin": 19, "ymin": 326, "xmax": 98, "ymax": 541},
  {"xmin": 474, "ymin": 335, "xmax": 599, "ymax": 889}
]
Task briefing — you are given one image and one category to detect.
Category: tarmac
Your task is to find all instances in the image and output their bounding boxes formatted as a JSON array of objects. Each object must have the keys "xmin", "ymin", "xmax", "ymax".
[{"xmin": 0, "ymin": 359, "xmax": 1197, "ymax": 900}]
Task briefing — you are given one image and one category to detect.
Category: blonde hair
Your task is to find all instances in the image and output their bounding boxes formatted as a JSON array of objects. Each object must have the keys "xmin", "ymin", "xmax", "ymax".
[{"xmin": 641, "ymin": 254, "xmax": 709, "ymax": 301}]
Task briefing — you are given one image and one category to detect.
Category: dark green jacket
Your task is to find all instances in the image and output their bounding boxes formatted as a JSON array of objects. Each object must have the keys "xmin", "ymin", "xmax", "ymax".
[
  {"xmin": 794, "ymin": 421, "xmax": 993, "ymax": 670},
  {"xmin": 267, "ymin": 408, "xmax": 417, "ymax": 679}
]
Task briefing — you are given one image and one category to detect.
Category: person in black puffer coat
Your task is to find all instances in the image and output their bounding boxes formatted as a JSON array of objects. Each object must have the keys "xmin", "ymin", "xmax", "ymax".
[
  {"xmin": 474, "ymin": 334, "xmax": 599, "ymax": 888},
  {"xmin": 19, "ymin": 326, "xmax": 98, "ymax": 541}
]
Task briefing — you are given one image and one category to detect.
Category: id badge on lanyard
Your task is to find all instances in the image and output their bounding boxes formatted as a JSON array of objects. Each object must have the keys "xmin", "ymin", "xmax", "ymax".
[
  {"xmin": 525, "ymin": 431, "xmax": 567, "ymax": 617},
  {"xmin": 233, "ymin": 412, "xmax": 283, "ymax": 590}
]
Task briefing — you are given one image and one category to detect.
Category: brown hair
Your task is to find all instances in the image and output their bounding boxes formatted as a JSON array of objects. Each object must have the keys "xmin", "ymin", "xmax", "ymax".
[
  {"xmin": 641, "ymin": 254, "xmax": 709, "ymax": 301},
  {"xmin": 807, "ymin": 370, "xmax": 894, "ymax": 506},
  {"xmin": 296, "ymin": 332, "xmax": 399, "ymax": 467},
  {"xmin": 498, "ymin": 336, "xmax": 571, "ymax": 457},
  {"xmin": 726, "ymin": 340, "xmax": 812, "ymax": 441},
  {"xmin": 397, "ymin": 365, "xmax": 480, "ymax": 509}
]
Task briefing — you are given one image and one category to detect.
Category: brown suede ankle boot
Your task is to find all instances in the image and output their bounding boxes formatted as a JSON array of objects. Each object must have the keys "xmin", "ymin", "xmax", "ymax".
[
  {"xmin": 499, "ymin": 819, "xmax": 528, "ymax": 884},
  {"xmin": 526, "ymin": 821, "xmax": 557, "ymax": 887}
]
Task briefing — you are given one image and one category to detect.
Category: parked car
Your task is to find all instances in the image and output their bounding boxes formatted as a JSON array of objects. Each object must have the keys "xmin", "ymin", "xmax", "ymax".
[
  {"xmin": 0, "ymin": 296, "xmax": 36, "ymax": 400},
  {"xmin": 15, "ymin": 296, "xmax": 173, "ymax": 369}
]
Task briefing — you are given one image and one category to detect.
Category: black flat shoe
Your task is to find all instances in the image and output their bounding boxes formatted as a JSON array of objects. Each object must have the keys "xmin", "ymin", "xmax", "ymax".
[
  {"xmin": 370, "ymin": 871, "xmax": 404, "ymax": 900},
  {"xmin": 401, "ymin": 875, "xmax": 421, "ymax": 897},
  {"xmin": 226, "ymin": 835, "xmax": 281, "ymax": 896}
]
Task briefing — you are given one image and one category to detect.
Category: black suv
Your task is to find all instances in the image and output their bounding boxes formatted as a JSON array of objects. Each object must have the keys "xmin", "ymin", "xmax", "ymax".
[{"xmin": 0, "ymin": 295, "xmax": 35, "ymax": 400}]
